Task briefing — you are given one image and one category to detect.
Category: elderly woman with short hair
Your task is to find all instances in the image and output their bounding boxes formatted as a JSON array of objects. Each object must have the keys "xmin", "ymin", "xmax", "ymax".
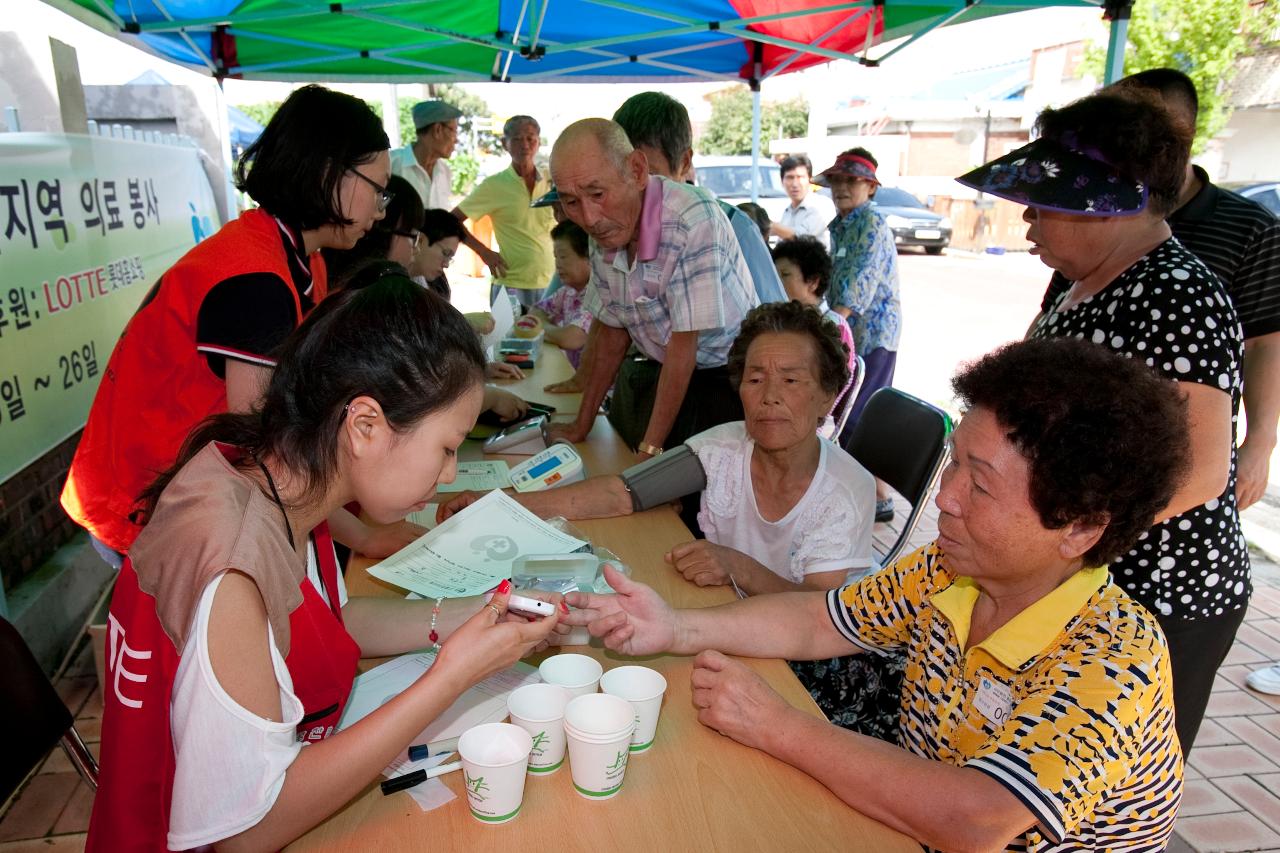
[
  {"xmin": 958, "ymin": 89, "xmax": 1246, "ymax": 754},
  {"xmin": 565, "ymin": 337, "xmax": 1187, "ymax": 852},
  {"xmin": 440, "ymin": 300, "xmax": 876, "ymax": 594}
]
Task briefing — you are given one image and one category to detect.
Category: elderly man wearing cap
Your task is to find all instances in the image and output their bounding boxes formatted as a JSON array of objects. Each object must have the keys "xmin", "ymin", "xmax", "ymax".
[
  {"xmin": 456, "ymin": 115, "xmax": 557, "ymax": 307},
  {"xmin": 819, "ymin": 147, "xmax": 903, "ymax": 522},
  {"xmin": 547, "ymin": 118, "xmax": 758, "ymax": 460},
  {"xmin": 391, "ymin": 99, "xmax": 506, "ymax": 276}
]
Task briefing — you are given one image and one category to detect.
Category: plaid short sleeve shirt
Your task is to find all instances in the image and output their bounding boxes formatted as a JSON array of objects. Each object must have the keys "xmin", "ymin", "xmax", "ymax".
[
  {"xmin": 582, "ymin": 175, "xmax": 758, "ymax": 368},
  {"xmin": 828, "ymin": 543, "xmax": 1183, "ymax": 851}
]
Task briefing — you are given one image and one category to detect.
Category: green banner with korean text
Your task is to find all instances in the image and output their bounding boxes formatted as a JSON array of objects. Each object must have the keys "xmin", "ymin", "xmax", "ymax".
[{"xmin": 0, "ymin": 133, "xmax": 219, "ymax": 484}]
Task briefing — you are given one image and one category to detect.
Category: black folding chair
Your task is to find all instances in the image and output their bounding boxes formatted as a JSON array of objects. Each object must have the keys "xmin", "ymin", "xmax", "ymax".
[
  {"xmin": 844, "ymin": 387, "xmax": 953, "ymax": 569},
  {"xmin": 1, "ymin": 617, "xmax": 99, "ymax": 804}
]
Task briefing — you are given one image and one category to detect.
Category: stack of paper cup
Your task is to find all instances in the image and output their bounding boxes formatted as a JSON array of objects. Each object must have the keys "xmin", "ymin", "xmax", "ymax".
[
  {"xmin": 563, "ymin": 693, "xmax": 636, "ymax": 800},
  {"xmin": 600, "ymin": 665, "xmax": 668, "ymax": 753},
  {"xmin": 538, "ymin": 653, "xmax": 603, "ymax": 697},
  {"xmin": 456, "ymin": 722, "xmax": 533, "ymax": 824},
  {"xmin": 507, "ymin": 683, "xmax": 572, "ymax": 775}
]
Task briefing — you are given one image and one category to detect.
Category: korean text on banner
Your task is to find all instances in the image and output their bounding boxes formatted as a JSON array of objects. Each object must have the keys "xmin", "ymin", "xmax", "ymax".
[{"xmin": 0, "ymin": 133, "xmax": 219, "ymax": 483}]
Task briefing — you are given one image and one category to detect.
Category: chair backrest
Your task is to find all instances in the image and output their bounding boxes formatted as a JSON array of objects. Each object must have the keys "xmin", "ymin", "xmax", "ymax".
[
  {"xmin": 844, "ymin": 387, "xmax": 953, "ymax": 568},
  {"xmin": 832, "ymin": 354, "xmax": 866, "ymax": 440},
  {"xmin": 0, "ymin": 618, "xmax": 98, "ymax": 803}
]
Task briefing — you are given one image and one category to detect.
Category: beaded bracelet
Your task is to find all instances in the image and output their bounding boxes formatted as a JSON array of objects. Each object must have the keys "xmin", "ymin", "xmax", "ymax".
[{"xmin": 429, "ymin": 597, "xmax": 443, "ymax": 651}]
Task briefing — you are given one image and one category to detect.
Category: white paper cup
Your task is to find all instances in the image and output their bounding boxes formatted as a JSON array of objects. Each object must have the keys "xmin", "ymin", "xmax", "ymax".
[
  {"xmin": 563, "ymin": 693, "xmax": 636, "ymax": 800},
  {"xmin": 600, "ymin": 665, "xmax": 668, "ymax": 753},
  {"xmin": 457, "ymin": 722, "xmax": 533, "ymax": 824},
  {"xmin": 538, "ymin": 653, "xmax": 603, "ymax": 697},
  {"xmin": 507, "ymin": 683, "xmax": 572, "ymax": 775}
]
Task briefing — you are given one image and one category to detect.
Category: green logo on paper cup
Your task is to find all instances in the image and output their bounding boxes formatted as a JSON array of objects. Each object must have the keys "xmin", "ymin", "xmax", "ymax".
[
  {"xmin": 608, "ymin": 750, "xmax": 628, "ymax": 772},
  {"xmin": 531, "ymin": 730, "xmax": 550, "ymax": 755},
  {"xmin": 465, "ymin": 772, "xmax": 489, "ymax": 802}
]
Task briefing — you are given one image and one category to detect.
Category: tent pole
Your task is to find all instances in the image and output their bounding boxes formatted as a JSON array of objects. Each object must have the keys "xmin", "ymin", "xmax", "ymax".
[
  {"xmin": 1102, "ymin": 0, "xmax": 1132, "ymax": 84},
  {"xmin": 750, "ymin": 44, "xmax": 763, "ymax": 206}
]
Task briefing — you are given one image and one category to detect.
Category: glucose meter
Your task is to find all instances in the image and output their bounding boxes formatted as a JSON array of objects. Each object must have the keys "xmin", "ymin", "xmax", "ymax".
[{"xmin": 510, "ymin": 444, "xmax": 585, "ymax": 492}]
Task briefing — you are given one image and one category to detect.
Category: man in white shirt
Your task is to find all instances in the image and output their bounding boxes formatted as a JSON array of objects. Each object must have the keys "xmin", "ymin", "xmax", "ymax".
[
  {"xmin": 390, "ymin": 100, "xmax": 505, "ymax": 275},
  {"xmin": 772, "ymin": 155, "xmax": 837, "ymax": 250}
]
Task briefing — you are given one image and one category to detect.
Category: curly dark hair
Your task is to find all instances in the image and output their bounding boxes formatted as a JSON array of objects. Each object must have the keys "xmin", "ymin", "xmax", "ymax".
[
  {"xmin": 771, "ymin": 236, "xmax": 832, "ymax": 297},
  {"xmin": 952, "ymin": 337, "xmax": 1190, "ymax": 568},
  {"xmin": 1035, "ymin": 89, "xmax": 1191, "ymax": 217},
  {"xmin": 727, "ymin": 300, "xmax": 850, "ymax": 397}
]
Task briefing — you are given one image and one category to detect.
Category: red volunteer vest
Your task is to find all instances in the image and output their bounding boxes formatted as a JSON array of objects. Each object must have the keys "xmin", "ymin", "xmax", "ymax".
[
  {"xmin": 86, "ymin": 524, "xmax": 359, "ymax": 852},
  {"xmin": 60, "ymin": 209, "xmax": 326, "ymax": 554}
]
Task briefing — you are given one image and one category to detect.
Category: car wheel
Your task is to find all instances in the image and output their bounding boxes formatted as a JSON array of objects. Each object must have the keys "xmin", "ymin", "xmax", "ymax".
[{"xmin": 925, "ymin": 245, "xmax": 944, "ymax": 256}]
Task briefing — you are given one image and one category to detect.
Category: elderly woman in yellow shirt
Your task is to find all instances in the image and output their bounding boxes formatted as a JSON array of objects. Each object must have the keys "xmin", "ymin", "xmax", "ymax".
[{"xmin": 566, "ymin": 336, "xmax": 1186, "ymax": 852}]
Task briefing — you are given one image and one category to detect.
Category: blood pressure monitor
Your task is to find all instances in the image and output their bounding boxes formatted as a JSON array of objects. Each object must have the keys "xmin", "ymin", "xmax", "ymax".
[
  {"xmin": 482, "ymin": 415, "xmax": 550, "ymax": 455},
  {"xmin": 510, "ymin": 444, "xmax": 585, "ymax": 492}
]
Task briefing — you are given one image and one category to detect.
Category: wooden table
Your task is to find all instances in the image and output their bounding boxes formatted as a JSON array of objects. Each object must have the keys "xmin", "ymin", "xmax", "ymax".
[{"xmin": 287, "ymin": 347, "xmax": 917, "ymax": 852}]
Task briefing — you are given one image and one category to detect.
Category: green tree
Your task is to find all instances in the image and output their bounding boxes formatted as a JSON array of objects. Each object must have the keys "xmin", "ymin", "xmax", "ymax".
[
  {"xmin": 1083, "ymin": 0, "xmax": 1280, "ymax": 152},
  {"xmin": 697, "ymin": 87, "xmax": 809, "ymax": 156},
  {"xmin": 236, "ymin": 101, "xmax": 281, "ymax": 128}
]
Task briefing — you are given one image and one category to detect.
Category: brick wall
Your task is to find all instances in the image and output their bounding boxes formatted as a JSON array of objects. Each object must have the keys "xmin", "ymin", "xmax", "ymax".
[{"xmin": 0, "ymin": 433, "xmax": 81, "ymax": 590}]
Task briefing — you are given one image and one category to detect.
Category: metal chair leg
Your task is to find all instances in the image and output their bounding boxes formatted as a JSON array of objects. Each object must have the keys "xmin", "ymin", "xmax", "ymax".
[{"xmin": 60, "ymin": 728, "xmax": 99, "ymax": 791}]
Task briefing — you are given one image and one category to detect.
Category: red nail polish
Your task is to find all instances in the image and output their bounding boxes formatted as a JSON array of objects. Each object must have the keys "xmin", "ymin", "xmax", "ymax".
[{"xmin": 498, "ymin": 579, "xmax": 512, "ymax": 595}]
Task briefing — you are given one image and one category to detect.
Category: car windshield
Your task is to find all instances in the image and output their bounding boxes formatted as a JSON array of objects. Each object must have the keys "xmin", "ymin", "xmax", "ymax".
[
  {"xmin": 872, "ymin": 187, "xmax": 928, "ymax": 209},
  {"xmin": 697, "ymin": 165, "xmax": 787, "ymax": 198}
]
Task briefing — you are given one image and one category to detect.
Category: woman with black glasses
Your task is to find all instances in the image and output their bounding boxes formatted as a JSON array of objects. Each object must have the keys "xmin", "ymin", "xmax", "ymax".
[
  {"xmin": 323, "ymin": 175, "xmax": 425, "ymax": 287},
  {"xmin": 63, "ymin": 84, "xmax": 422, "ymax": 571}
]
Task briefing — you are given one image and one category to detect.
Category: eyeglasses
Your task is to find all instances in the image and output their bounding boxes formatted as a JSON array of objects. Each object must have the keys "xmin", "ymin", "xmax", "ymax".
[
  {"xmin": 348, "ymin": 168, "xmax": 393, "ymax": 212},
  {"xmin": 392, "ymin": 229, "xmax": 422, "ymax": 249}
]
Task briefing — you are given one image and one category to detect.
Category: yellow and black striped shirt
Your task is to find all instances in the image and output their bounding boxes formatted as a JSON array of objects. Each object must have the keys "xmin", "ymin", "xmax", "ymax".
[{"xmin": 829, "ymin": 543, "xmax": 1183, "ymax": 851}]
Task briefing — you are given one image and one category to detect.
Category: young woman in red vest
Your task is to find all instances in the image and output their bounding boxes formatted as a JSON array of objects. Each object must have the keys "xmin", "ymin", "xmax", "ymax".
[
  {"xmin": 88, "ymin": 267, "xmax": 564, "ymax": 850},
  {"xmin": 61, "ymin": 85, "xmax": 418, "ymax": 568}
]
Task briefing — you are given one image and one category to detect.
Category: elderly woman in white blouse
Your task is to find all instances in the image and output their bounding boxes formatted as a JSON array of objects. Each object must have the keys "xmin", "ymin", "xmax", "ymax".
[{"xmin": 440, "ymin": 300, "xmax": 876, "ymax": 594}]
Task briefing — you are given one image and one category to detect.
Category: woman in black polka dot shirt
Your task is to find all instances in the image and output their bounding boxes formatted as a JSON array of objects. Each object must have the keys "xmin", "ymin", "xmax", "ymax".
[{"xmin": 957, "ymin": 90, "xmax": 1246, "ymax": 754}]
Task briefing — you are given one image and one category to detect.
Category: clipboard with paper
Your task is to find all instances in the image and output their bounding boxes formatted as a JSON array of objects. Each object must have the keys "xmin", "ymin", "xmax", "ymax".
[{"xmin": 368, "ymin": 489, "xmax": 588, "ymax": 599}]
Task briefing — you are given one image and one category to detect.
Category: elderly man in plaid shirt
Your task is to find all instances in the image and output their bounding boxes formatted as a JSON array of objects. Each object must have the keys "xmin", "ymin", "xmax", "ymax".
[{"xmin": 547, "ymin": 118, "xmax": 759, "ymax": 459}]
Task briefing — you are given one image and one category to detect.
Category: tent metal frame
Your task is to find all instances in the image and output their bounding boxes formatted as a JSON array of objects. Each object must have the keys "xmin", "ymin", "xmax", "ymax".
[{"xmin": 45, "ymin": 0, "xmax": 1109, "ymax": 84}]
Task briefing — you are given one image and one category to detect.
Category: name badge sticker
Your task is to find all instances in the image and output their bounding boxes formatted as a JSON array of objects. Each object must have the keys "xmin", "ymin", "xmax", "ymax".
[
  {"xmin": 641, "ymin": 262, "xmax": 663, "ymax": 283},
  {"xmin": 835, "ymin": 246, "xmax": 848, "ymax": 259},
  {"xmin": 973, "ymin": 676, "xmax": 1013, "ymax": 727}
]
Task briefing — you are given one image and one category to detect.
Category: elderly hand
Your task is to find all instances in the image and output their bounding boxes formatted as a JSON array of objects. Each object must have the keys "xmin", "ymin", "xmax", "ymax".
[
  {"xmin": 436, "ymin": 490, "xmax": 486, "ymax": 523},
  {"xmin": 358, "ymin": 519, "xmax": 427, "ymax": 558},
  {"xmin": 690, "ymin": 650, "xmax": 792, "ymax": 749},
  {"xmin": 563, "ymin": 565, "xmax": 677, "ymax": 656},
  {"xmin": 1236, "ymin": 438, "xmax": 1273, "ymax": 510},
  {"xmin": 486, "ymin": 388, "xmax": 529, "ymax": 422},
  {"xmin": 544, "ymin": 375, "xmax": 584, "ymax": 394},
  {"xmin": 546, "ymin": 421, "xmax": 587, "ymax": 445},
  {"xmin": 480, "ymin": 247, "xmax": 509, "ymax": 279},
  {"xmin": 486, "ymin": 361, "xmax": 524, "ymax": 381},
  {"xmin": 665, "ymin": 540, "xmax": 750, "ymax": 588}
]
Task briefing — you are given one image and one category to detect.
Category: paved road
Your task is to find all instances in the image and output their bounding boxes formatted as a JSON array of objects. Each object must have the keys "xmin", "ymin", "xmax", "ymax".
[{"xmin": 892, "ymin": 247, "xmax": 1048, "ymax": 412}]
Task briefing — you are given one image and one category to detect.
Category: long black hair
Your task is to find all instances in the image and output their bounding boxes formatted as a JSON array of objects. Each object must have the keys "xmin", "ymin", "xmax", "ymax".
[
  {"xmin": 236, "ymin": 85, "xmax": 389, "ymax": 229},
  {"xmin": 139, "ymin": 263, "xmax": 484, "ymax": 518}
]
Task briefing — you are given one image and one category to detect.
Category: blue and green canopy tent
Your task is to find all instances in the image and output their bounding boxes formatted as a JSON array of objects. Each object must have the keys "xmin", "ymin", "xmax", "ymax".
[{"xmin": 44, "ymin": 0, "xmax": 1131, "ymax": 85}]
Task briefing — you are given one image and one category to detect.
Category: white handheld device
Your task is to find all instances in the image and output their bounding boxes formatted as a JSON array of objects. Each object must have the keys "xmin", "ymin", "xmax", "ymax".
[
  {"xmin": 510, "ymin": 444, "xmax": 585, "ymax": 492},
  {"xmin": 485, "ymin": 591, "xmax": 557, "ymax": 617}
]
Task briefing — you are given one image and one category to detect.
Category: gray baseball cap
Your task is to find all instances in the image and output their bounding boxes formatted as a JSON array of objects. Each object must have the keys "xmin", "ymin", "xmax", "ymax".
[{"xmin": 412, "ymin": 100, "xmax": 463, "ymax": 131}]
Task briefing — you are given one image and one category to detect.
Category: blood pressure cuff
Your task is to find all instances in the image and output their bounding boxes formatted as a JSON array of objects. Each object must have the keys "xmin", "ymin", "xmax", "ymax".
[{"xmin": 619, "ymin": 444, "xmax": 707, "ymax": 513}]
